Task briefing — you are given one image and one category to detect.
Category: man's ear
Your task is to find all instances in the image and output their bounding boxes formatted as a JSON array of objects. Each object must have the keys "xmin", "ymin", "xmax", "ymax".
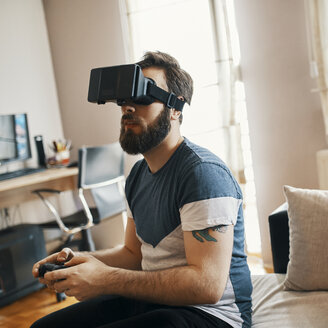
[
  {"xmin": 171, "ymin": 109, "xmax": 182, "ymax": 121},
  {"xmin": 170, "ymin": 96, "xmax": 184, "ymax": 120}
]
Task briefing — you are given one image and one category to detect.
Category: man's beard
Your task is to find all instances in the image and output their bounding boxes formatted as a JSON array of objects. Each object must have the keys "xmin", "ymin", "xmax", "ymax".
[{"xmin": 119, "ymin": 106, "xmax": 171, "ymax": 155}]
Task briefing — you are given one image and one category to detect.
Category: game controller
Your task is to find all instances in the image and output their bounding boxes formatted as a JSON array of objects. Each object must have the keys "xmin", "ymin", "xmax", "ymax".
[{"xmin": 38, "ymin": 263, "xmax": 66, "ymax": 278}]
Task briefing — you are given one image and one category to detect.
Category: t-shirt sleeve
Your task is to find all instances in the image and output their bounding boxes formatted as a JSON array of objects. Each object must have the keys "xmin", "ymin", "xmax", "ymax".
[{"xmin": 178, "ymin": 162, "xmax": 242, "ymax": 231}]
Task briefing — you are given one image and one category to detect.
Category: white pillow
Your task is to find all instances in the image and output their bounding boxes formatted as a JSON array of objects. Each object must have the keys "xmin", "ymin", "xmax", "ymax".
[{"xmin": 283, "ymin": 185, "xmax": 328, "ymax": 291}]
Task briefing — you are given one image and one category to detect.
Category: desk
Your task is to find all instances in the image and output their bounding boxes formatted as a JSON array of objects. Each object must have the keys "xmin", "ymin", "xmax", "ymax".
[{"xmin": 0, "ymin": 167, "xmax": 78, "ymax": 208}]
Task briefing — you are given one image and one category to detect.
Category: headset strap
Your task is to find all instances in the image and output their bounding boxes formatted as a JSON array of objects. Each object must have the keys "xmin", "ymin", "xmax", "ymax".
[{"xmin": 147, "ymin": 84, "xmax": 185, "ymax": 111}]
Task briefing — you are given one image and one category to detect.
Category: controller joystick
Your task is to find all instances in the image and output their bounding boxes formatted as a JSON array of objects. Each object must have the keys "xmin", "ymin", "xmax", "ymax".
[{"xmin": 38, "ymin": 263, "xmax": 66, "ymax": 278}]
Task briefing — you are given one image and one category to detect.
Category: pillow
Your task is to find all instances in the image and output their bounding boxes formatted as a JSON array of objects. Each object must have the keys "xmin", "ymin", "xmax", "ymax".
[{"xmin": 283, "ymin": 185, "xmax": 328, "ymax": 291}]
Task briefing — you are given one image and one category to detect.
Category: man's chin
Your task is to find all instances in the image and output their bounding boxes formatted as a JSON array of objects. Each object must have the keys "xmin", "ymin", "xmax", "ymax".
[
  {"xmin": 120, "ymin": 144, "xmax": 142, "ymax": 155},
  {"xmin": 119, "ymin": 135, "xmax": 141, "ymax": 155}
]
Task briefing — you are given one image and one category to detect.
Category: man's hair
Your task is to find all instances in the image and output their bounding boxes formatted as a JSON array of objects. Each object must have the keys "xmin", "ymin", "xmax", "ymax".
[{"xmin": 136, "ymin": 51, "xmax": 193, "ymax": 123}]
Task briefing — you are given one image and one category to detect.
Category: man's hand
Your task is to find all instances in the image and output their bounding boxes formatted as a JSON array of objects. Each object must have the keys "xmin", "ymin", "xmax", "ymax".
[
  {"xmin": 43, "ymin": 254, "xmax": 113, "ymax": 301},
  {"xmin": 32, "ymin": 248, "xmax": 81, "ymax": 289}
]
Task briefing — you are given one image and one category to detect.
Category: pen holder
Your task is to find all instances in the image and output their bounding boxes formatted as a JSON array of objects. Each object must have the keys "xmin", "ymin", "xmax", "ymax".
[
  {"xmin": 47, "ymin": 139, "xmax": 72, "ymax": 167},
  {"xmin": 55, "ymin": 149, "xmax": 70, "ymax": 166}
]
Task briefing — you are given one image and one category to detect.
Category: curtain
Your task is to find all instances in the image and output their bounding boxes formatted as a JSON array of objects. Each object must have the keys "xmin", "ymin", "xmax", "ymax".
[
  {"xmin": 209, "ymin": 0, "xmax": 245, "ymax": 183},
  {"xmin": 306, "ymin": 0, "xmax": 328, "ymax": 142}
]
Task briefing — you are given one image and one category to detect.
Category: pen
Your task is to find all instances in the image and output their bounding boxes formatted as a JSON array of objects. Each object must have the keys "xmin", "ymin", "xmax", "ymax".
[
  {"xmin": 65, "ymin": 140, "xmax": 71, "ymax": 151},
  {"xmin": 53, "ymin": 141, "xmax": 58, "ymax": 152}
]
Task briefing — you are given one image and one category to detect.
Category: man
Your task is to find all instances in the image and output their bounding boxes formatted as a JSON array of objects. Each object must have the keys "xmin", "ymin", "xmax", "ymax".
[{"xmin": 31, "ymin": 51, "xmax": 252, "ymax": 328}]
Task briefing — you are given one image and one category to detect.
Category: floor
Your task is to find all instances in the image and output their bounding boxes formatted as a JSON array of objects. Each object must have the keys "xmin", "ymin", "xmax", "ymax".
[
  {"xmin": 247, "ymin": 252, "xmax": 272, "ymax": 274},
  {"xmin": 0, "ymin": 288, "xmax": 78, "ymax": 327},
  {"xmin": 0, "ymin": 254, "xmax": 269, "ymax": 328}
]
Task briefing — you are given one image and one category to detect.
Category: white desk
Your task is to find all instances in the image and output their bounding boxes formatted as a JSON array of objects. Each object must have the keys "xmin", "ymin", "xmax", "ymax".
[{"xmin": 0, "ymin": 167, "xmax": 78, "ymax": 208}]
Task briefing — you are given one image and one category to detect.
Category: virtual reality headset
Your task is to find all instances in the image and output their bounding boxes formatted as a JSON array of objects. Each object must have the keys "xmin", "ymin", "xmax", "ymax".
[{"xmin": 88, "ymin": 64, "xmax": 185, "ymax": 111}]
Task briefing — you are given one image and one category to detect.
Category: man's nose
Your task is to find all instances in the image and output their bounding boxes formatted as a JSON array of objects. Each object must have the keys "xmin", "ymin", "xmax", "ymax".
[{"xmin": 121, "ymin": 103, "xmax": 136, "ymax": 114}]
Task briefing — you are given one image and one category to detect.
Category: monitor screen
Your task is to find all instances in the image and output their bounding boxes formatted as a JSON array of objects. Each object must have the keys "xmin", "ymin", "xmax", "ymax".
[{"xmin": 0, "ymin": 113, "xmax": 31, "ymax": 166}]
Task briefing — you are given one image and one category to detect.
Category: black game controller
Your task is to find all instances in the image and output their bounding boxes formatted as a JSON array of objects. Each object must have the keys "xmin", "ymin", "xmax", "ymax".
[{"xmin": 38, "ymin": 263, "xmax": 66, "ymax": 278}]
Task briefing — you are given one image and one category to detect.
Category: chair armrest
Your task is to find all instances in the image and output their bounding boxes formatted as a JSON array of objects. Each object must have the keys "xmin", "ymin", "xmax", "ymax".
[{"xmin": 32, "ymin": 189, "xmax": 70, "ymax": 233}]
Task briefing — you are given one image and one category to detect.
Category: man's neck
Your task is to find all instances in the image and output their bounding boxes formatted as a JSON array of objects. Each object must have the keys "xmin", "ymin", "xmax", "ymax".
[{"xmin": 143, "ymin": 131, "xmax": 184, "ymax": 174}]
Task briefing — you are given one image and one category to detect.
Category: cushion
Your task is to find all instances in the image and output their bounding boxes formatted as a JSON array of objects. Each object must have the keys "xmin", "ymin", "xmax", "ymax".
[{"xmin": 283, "ymin": 185, "xmax": 328, "ymax": 291}]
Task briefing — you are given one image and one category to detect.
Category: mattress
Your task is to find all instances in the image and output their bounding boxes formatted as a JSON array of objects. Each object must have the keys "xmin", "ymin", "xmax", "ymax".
[{"xmin": 251, "ymin": 274, "xmax": 328, "ymax": 328}]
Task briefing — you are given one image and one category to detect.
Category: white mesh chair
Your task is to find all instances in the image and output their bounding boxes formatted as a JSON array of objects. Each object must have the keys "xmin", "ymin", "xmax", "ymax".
[{"xmin": 33, "ymin": 142, "xmax": 126, "ymax": 252}]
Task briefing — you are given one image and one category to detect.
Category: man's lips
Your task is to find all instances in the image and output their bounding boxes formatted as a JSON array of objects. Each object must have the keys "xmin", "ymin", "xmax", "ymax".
[
  {"xmin": 124, "ymin": 120, "xmax": 139, "ymax": 124},
  {"xmin": 124, "ymin": 121, "xmax": 139, "ymax": 126},
  {"xmin": 123, "ymin": 119, "xmax": 141, "ymax": 126},
  {"xmin": 123, "ymin": 120, "xmax": 142, "ymax": 131}
]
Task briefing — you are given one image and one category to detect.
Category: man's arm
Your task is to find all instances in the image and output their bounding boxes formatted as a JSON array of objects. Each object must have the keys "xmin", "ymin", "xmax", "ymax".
[
  {"xmin": 32, "ymin": 217, "xmax": 142, "ymax": 279},
  {"xmin": 48, "ymin": 223, "xmax": 233, "ymax": 304},
  {"xmin": 89, "ymin": 217, "xmax": 142, "ymax": 270},
  {"xmin": 104, "ymin": 224, "xmax": 234, "ymax": 305}
]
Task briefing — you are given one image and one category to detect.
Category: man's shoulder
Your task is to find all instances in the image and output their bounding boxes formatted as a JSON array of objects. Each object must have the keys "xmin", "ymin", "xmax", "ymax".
[
  {"xmin": 179, "ymin": 139, "xmax": 242, "ymax": 199},
  {"xmin": 179, "ymin": 139, "xmax": 229, "ymax": 173}
]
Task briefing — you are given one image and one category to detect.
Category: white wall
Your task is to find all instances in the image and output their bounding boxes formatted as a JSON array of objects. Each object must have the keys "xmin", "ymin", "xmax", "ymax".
[
  {"xmin": 234, "ymin": 0, "xmax": 327, "ymax": 267},
  {"xmin": 42, "ymin": 0, "xmax": 133, "ymax": 166},
  {"xmin": 0, "ymin": 0, "xmax": 64, "ymax": 172},
  {"xmin": 0, "ymin": 0, "xmax": 74, "ymax": 230},
  {"xmin": 43, "ymin": 0, "xmax": 142, "ymax": 176},
  {"xmin": 42, "ymin": 0, "xmax": 136, "ymax": 247}
]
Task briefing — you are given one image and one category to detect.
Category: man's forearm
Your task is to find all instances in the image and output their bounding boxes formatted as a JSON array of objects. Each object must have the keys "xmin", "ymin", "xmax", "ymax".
[
  {"xmin": 104, "ymin": 264, "xmax": 223, "ymax": 306},
  {"xmin": 87, "ymin": 245, "xmax": 141, "ymax": 270}
]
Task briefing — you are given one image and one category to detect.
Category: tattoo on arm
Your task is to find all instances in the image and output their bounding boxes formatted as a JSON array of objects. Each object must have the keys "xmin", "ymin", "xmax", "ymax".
[{"xmin": 192, "ymin": 225, "xmax": 228, "ymax": 243}]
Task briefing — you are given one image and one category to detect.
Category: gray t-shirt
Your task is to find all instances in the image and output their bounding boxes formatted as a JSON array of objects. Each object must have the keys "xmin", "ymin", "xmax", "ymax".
[{"xmin": 125, "ymin": 138, "xmax": 252, "ymax": 328}]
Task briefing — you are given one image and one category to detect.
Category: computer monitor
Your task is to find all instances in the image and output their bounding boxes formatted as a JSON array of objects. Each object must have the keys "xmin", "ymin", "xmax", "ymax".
[{"xmin": 0, "ymin": 113, "xmax": 32, "ymax": 166}]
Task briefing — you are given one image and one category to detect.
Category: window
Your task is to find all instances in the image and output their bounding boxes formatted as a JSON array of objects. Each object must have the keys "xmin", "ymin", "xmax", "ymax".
[{"xmin": 122, "ymin": 0, "xmax": 260, "ymax": 253}]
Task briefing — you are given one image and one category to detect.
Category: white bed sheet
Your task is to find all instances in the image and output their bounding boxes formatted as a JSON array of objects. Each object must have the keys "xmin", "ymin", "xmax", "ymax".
[{"xmin": 251, "ymin": 274, "xmax": 328, "ymax": 328}]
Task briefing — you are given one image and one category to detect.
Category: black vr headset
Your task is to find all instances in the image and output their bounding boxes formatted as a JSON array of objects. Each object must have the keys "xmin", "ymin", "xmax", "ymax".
[{"xmin": 87, "ymin": 64, "xmax": 185, "ymax": 111}]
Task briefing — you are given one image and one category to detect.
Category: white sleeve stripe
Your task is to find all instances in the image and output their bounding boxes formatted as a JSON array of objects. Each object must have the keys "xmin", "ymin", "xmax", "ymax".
[
  {"xmin": 182, "ymin": 217, "xmax": 234, "ymax": 231},
  {"xmin": 180, "ymin": 197, "xmax": 242, "ymax": 231}
]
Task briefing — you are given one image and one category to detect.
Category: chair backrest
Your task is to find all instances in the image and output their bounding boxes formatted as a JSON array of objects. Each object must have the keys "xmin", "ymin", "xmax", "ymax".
[
  {"xmin": 78, "ymin": 142, "xmax": 124, "ymax": 187},
  {"xmin": 78, "ymin": 142, "xmax": 126, "ymax": 222}
]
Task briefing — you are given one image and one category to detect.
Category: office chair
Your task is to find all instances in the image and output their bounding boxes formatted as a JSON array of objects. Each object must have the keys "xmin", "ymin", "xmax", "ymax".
[{"xmin": 32, "ymin": 142, "xmax": 126, "ymax": 253}]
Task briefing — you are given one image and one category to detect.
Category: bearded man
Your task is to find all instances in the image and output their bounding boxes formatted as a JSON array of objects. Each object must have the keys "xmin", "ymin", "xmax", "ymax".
[{"xmin": 31, "ymin": 51, "xmax": 252, "ymax": 328}]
